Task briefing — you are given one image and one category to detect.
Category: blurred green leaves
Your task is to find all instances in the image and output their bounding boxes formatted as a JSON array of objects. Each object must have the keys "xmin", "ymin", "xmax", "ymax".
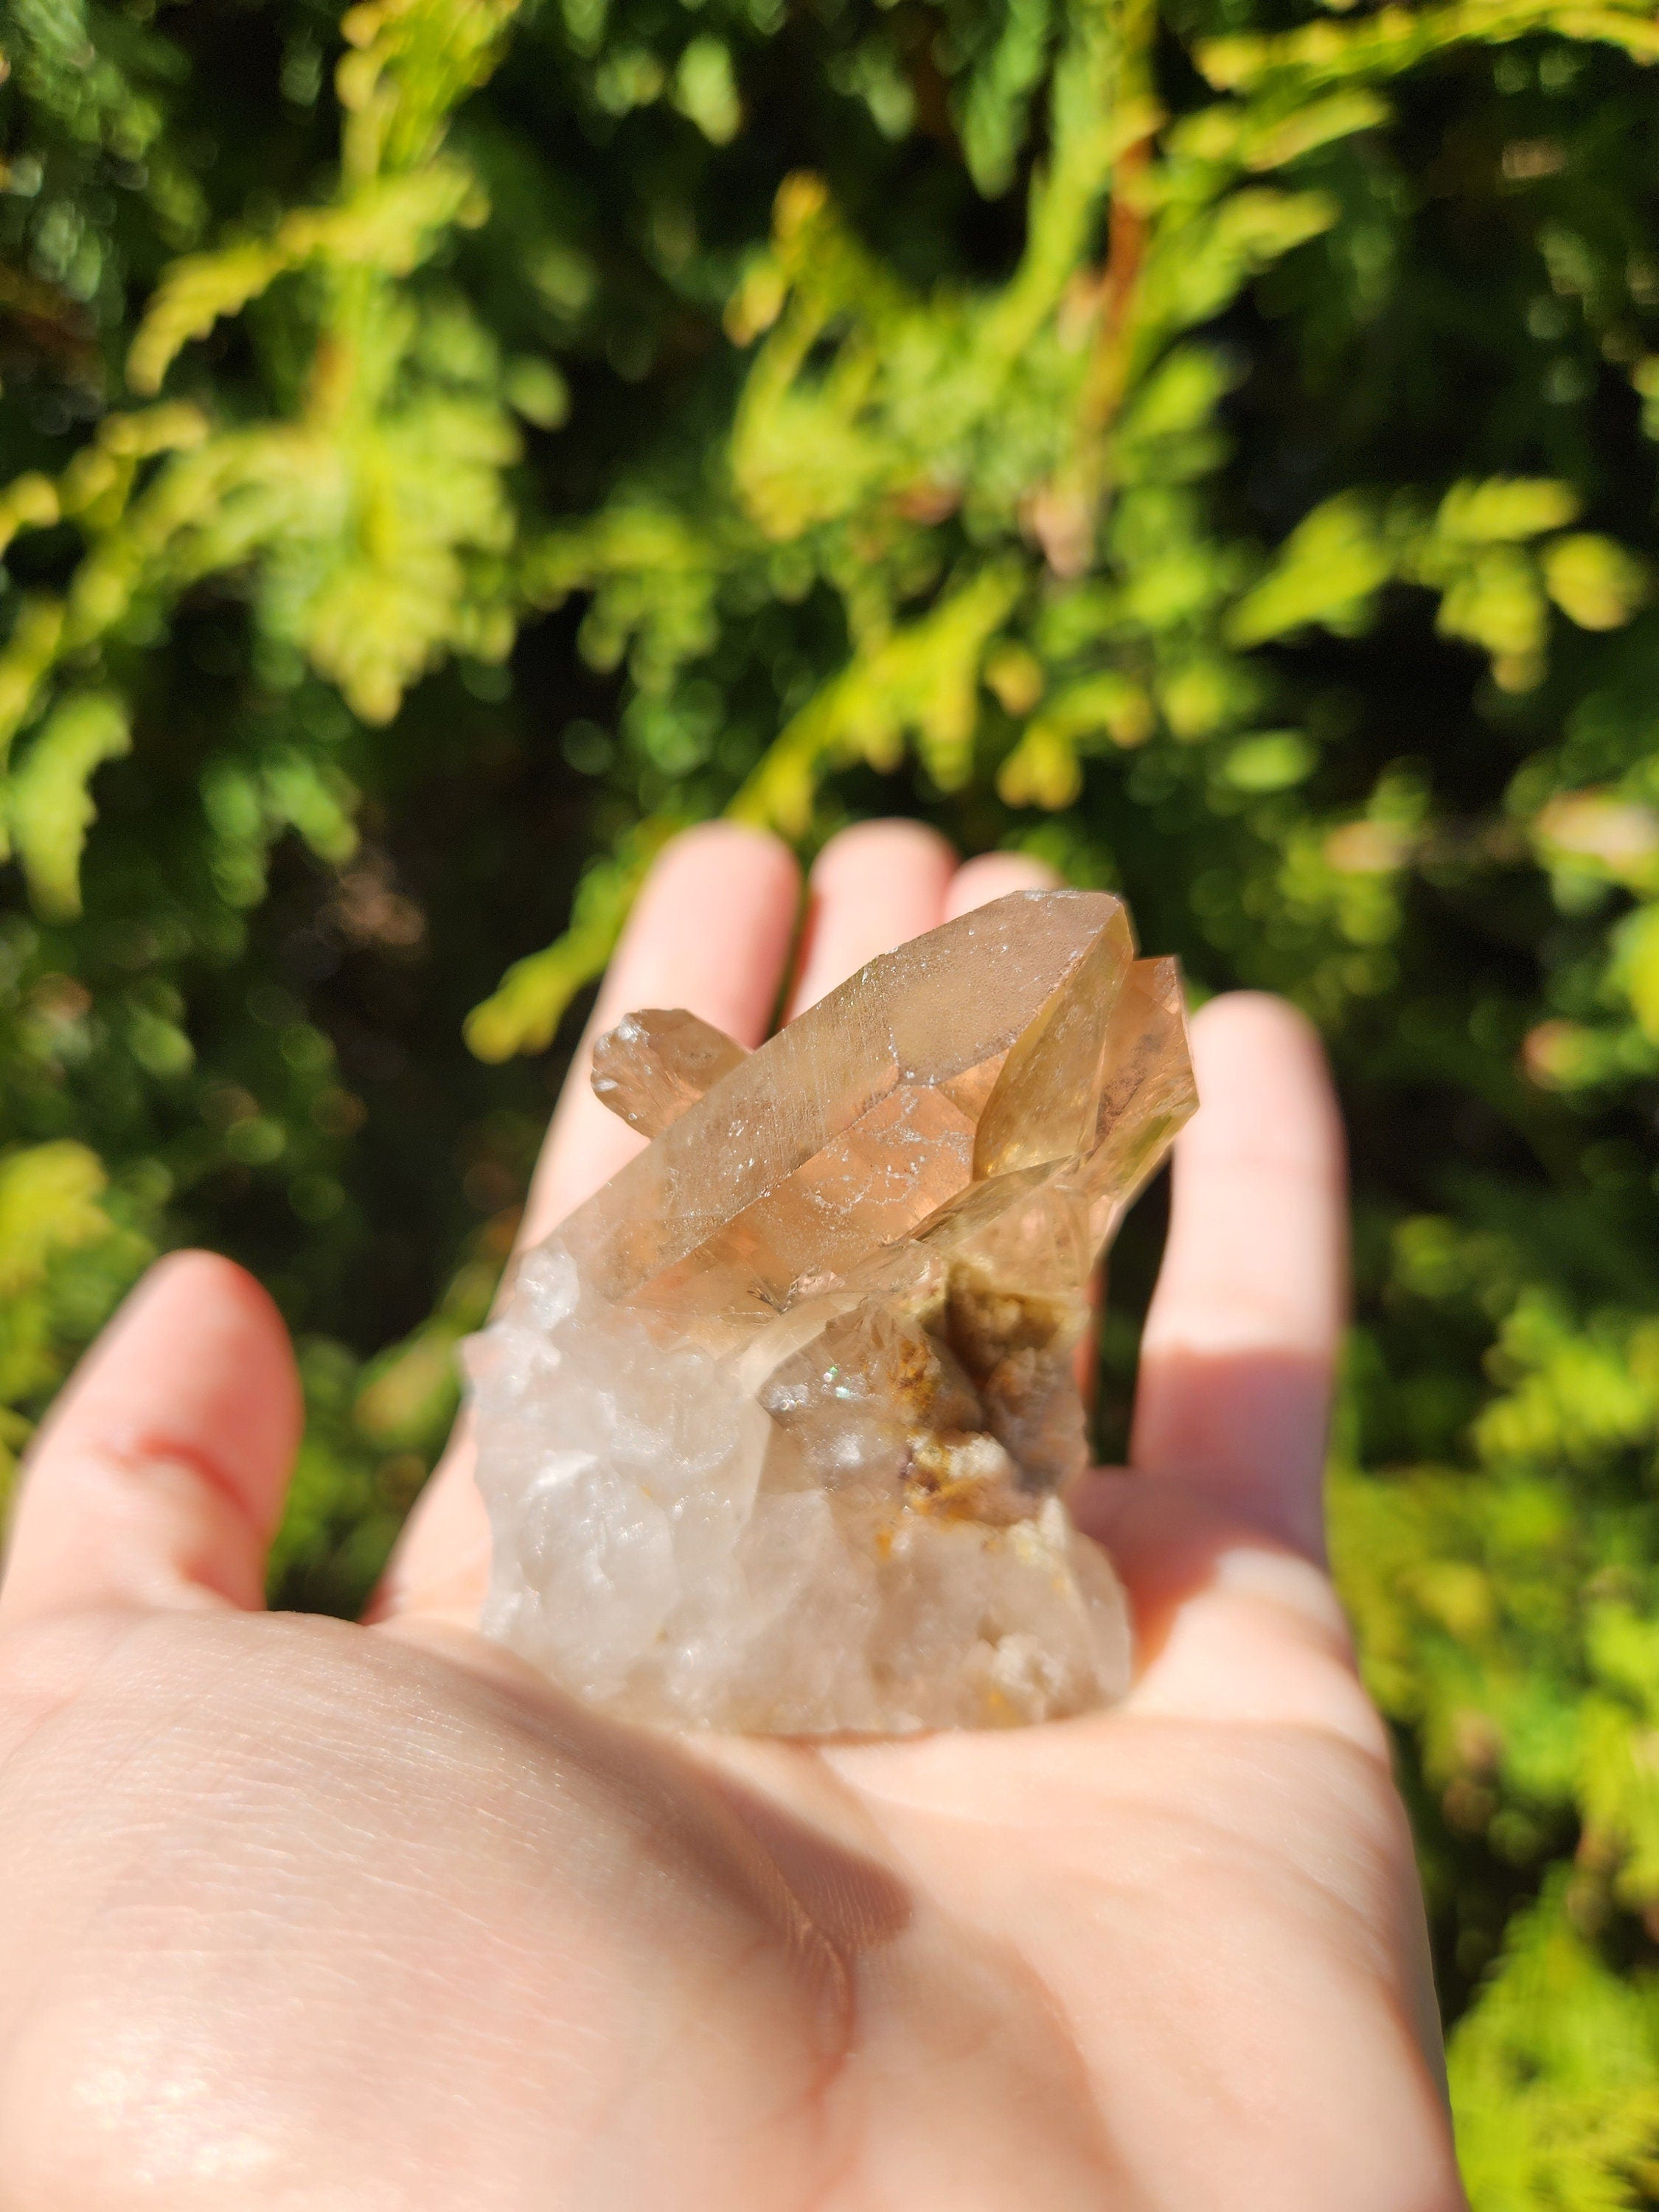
[
  {"xmin": 0, "ymin": 1137, "xmax": 114, "ymax": 1492},
  {"xmin": 4, "ymin": 690, "xmax": 130, "ymax": 919}
]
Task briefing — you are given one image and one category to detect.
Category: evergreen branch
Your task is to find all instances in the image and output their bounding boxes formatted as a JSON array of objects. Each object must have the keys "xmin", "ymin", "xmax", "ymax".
[
  {"xmin": 730, "ymin": 563, "xmax": 1025, "ymax": 835},
  {"xmin": 127, "ymin": 166, "xmax": 484, "ymax": 396},
  {"xmin": 1198, "ymin": 0, "xmax": 1659, "ymax": 94}
]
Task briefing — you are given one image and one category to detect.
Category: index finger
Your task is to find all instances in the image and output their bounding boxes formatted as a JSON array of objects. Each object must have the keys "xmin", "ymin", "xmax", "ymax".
[{"xmin": 521, "ymin": 823, "xmax": 804, "ymax": 1248}]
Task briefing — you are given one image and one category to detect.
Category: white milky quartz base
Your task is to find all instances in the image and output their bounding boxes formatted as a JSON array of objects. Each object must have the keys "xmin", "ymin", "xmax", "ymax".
[
  {"xmin": 468, "ymin": 888, "xmax": 1195, "ymax": 1735},
  {"xmin": 470, "ymin": 1248, "xmax": 1133, "ymax": 1732}
]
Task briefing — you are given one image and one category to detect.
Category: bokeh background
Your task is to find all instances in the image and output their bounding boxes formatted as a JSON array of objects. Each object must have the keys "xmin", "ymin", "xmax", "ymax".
[{"xmin": 6, "ymin": 0, "xmax": 1659, "ymax": 2194}]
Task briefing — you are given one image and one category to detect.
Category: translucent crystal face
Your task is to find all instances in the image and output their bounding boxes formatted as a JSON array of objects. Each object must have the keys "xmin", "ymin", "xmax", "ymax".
[{"xmin": 468, "ymin": 888, "xmax": 1197, "ymax": 1734}]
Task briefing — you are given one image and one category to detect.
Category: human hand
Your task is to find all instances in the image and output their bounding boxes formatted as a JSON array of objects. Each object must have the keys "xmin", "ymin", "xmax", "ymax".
[{"xmin": 0, "ymin": 821, "xmax": 1465, "ymax": 2210}]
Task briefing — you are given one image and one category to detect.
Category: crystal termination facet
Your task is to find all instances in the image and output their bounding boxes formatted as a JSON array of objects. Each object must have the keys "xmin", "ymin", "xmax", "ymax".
[{"xmin": 468, "ymin": 890, "xmax": 1196, "ymax": 1733}]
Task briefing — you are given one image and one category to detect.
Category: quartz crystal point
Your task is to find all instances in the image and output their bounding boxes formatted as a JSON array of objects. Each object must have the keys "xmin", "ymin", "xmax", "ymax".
[
  {"xmin": 591, "ymin": 1008, "xmax": 748, "ymax": 1137},
  {"xmin": 468, "ymin": 889, "xmax": 1197, "ymax": 1733}
]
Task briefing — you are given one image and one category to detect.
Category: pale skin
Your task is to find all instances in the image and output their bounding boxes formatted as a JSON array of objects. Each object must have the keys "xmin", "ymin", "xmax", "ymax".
[{"xmin": 0, "ymin": 820, "xmax": 1467, "ymax": 2211}]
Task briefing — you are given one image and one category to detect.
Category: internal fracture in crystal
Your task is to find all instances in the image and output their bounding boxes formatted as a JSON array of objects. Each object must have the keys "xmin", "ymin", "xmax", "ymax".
[{"xmin": 468, "ymin": 889, "xmax": 1196, "ymax": 1733}]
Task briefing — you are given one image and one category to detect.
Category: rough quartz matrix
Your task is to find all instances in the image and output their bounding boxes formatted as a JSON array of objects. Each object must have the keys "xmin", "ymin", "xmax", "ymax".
[{"xmin": 469, "ymin": 890, "xmax": 1196, "ymax": 1733}]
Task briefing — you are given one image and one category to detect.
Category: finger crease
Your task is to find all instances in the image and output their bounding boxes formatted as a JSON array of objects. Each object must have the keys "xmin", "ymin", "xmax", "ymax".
[{"xmin": 89, "ymin": 1430, "xmax": 269, "ymax": 1547}]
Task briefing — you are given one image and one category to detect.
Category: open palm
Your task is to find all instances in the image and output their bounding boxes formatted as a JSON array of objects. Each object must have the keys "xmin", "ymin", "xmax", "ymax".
[{"xmin": 0, "ymin": 822, "xmax": 1464, "ymax": 2211}]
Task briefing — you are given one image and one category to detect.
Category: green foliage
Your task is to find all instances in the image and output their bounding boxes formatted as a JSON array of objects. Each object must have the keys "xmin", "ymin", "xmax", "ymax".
[
  {"xmin": 1449, "ymin": 1877, "xmax": 1659, "ymax": 2210},
  {"xmin": 6, "ymin": 0, "xmax": 1659, "ymax": 2194},
  {"xmin": 5, "ymin": 688, "xmax": 131, "ymax": 915},
  {"xmin": 0, "ymin": 1135, "xmax": 111, "ymax": 1487}
]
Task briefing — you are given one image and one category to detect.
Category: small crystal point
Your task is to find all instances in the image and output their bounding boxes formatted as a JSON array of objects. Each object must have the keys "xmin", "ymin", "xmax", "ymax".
[
  {"xmin": 470, "ymin": 888, "xmax": 1195, "ymax": 1734},
  {"xmin": 592, "ymin": 1008, "xmax": 749, "ymax": 1137}
]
